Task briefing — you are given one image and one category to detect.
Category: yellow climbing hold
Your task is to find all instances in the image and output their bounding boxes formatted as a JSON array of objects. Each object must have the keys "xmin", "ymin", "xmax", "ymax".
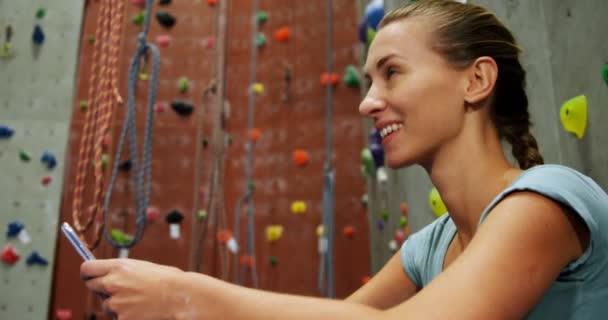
[
  {"xmin": 429, "ymin": 187, "xmax": 447, "ymax": 217},
  {"xmin": 252, "ymin": 83, "xmax": 264, "ymax": 95},
  {"xmin": 291, "ymin": 201, "xmax": 306, "ymax": 214},
  {"xmin": 560, "ymin": 95, "xmax": 587, "ymax": 139},
  {"xmin": 316, "ymin": 225, "xmax": 324, "ymax": 237},
  {"xmin": 266, "ymin": 225, "xmax": 283, "ymax": 242}
]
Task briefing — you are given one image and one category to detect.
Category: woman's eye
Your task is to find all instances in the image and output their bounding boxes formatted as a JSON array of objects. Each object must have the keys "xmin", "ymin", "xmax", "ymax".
[{"xmin": 385, "ymin": 67, "xmax": 396, "ymax": 79}]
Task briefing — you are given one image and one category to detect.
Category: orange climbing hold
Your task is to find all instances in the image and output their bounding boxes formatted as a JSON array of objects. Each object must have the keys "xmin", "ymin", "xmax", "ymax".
[
  {"xmin": 343, "ymin": 226, "xmax": 355, "ymax": 238},
  {"xmin": 361, "ymin": 275, "xmax": 371, "ymax": 285},
  {"xmin": 240, "ymin": 254, "xmax": 254, "ymax": 268},
  {"xmin": 207, "ymin": 0, "xmax": 218, "ymax": 6},
  {"xmin": 217, "ymin": 230, "xmax": 233, "ymax": 243},
  {"xmin": 249, "ymin": 128, "xmax": 261, "ymax": 142},
  {"xmin": 320, "ymin": 72, "xmax": 339, "ymax": 86},
  {"xmin": 400, "ymin": 202, "xmax": 408, "ymax": 216},
  {"xmin": 274, "ymin": 27, "xmax": 291, "ymax": 42},
  {"xmin": 293, "ymin": 149, "xmax": 309, "ymax": 166}
]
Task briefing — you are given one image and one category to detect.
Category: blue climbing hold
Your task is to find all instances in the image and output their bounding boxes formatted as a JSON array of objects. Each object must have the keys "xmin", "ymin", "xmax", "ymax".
[
  {"xmin": 365, "ymin": 0, "xmax": 384, "ymax": 31},
  {"xmin": 7, "ymin": 221, "xmax": 25, "ymax": 238},
  {"xmin": 32, "ymin": 24, "xmax": 45, "ymax": 45},
  {"xmin": 26, "ymin": 251, "xmax": 48, "ymax": 266},
  {"xmin": 0, "ymin": 125, "xmax": 15, "ymax": 138},
  {"xmin": 369, "ymin": 129, "xmax": 385, "ymax": 168},
  {"xmin": 41, "ymin": 151, "xmax": 57, "ymax": 170}
]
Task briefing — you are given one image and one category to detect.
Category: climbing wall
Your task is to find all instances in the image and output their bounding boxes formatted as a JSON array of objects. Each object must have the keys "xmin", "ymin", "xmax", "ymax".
[
  {"xmin": 366, "ymin": 0, "xmax": 608, "ymax": 272},
  {"xmin": 50, "ymin": 0, "xmax": 368, "ymax": 318},
  {"xmin": 0, "ymin": 1, "xmax": 85, "ymax": 320}
]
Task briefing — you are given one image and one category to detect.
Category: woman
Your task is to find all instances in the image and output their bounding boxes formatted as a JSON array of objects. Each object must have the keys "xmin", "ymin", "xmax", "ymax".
[{"xmin": 81, "ymin": 1, "xmax": 608, "ymax": 318}]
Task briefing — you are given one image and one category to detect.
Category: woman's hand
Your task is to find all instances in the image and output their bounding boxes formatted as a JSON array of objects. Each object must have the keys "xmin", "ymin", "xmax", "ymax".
[{"xmin": 81, "ymin": 259, "xmax": 194, "ymax": 320}]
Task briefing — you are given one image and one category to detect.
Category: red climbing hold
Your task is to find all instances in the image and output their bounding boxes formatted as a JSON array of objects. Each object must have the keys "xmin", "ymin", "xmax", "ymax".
[
  {"xmin": 249, "ymin": 128, "xmax": 261, "ymax": 142},
  {"xmin": 293, "ymin": 149, "xmax": 309, "ymax": 166},
  {"xmin": 321, "ymin": 72, "xmax": 339, "ymax": 86},
  {"xmin": 395, "ymin": 230, "xmax": 406, "ymax": 245},
  {"xmin": 274, "ymin": 27, "xmax": 291, "ymax": 42},
  {"xmin": 56, "ymin": 309, "xmax": 73, "ymax": 320},
  {"xmin": 343, "ymin": 226, "xmax": 355, "ymax": 238},
  {"xmin": 130, "ymin": 0, "xmax": 145, "ymax": 6},
  {"xmin": 156, "ymin": 35, "xmax": 171, "ymax": 47},
  {"xmin": 102, "ymin": 134, "xmax": 111, "ymax": 148},
  {"xmin": 239, "ymin": 254, "xmax": 254, "ymax": 268},
  {"xmin": 400, "ymin": 202, "xmax": 408, "ymax": 216},
  {"xmin": 146, "ymin": 207, "xmax": 161, "ymax": 222},
  {"xmin": 154, "ymin": 102, "xmax": 167, "ymax": 113},
  {"xmin": 206, "ymin": 37, "xmax": 215, "ymax": 48},
  {"xmin": 217, "ymin": 230, "xmax": 233, "ymax": 243},
  {"xmin": 207, "ymin": 0, "xmax": 218, "ymax": 6},
  {"xmin": 1, "ymin": 244, "xmax": 20, "ymax": 265},
  {"xmin": 41, "ymin": 175, "xmax": 52, "ymax": 186}
]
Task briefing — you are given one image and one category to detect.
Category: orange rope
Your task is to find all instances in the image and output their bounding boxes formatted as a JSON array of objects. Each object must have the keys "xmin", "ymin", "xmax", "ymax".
[{"xmin": 72, "ymin": 0, "xmax": 125, "ymax": 249}]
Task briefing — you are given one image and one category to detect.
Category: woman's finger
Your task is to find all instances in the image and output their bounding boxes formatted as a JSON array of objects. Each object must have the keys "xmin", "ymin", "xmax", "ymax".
[
  {"xmin": 85, "ymin": 276, "xmax": 112, "ymax": 295},
  {"xmin": 80, "ymin": 259, "xmax": 121, "ymax": 279},
  {"xmin": 102, "ymin": 297, "xmax": 118, "ymax": 318}
]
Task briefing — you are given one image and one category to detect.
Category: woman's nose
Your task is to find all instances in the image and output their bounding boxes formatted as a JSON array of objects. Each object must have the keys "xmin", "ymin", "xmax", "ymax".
[{"xmin": 359, "ymin": 88, "xmax": 387, "ymax": 117}]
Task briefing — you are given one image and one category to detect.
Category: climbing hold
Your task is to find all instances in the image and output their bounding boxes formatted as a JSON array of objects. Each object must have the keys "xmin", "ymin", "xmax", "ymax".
[
  {"xmin": 26, "ymin": 251, "xmax": 49, "ymax": 266},
  {"xmin": 166, "ymin": 210, "xmax": 184, "ymax": 239},
  {"xmin": 269, "ymin": 256, "xmax": 279, "ymax": 266},
  {"xmin": 343, "ymin": 226, "xmax": 355, "ymax": 238},
  {"xmin": 132, "ymin": 12, "xmax": 145, "ymax": 25},
  {"xmin": 156, "ymin": 11, "xmax": 176, "ymax": 28},
  {"xmin": 249, "ymin": 128, "xmax": 262, "ymax": 142},
  {"xmin": 102, "ymin": 134, "xmax": 111, "ymax": 148},
  {"xmin": 399, "ymin": 216, "xmax": 408, "ymax": 228},
  {"xmin": 156, "ymin": 35, "xmax": 171, "ymax": 47},
  {"xmin": 55, "ymin": 309, "xmax": 73, "ymax": 320},
  {"xmin": 202, "ymin": 137, "xmax": 209, "ymax": 148},
  {"xmin": 388, "ymin": 239, "xmax": 398, "ymax": 251},
  {"xmin": 41, "ymin": 175, "xmax": 52, "ymax": 186},
  {"xmin": 560, "ymin": 95, "xmax": 587, "ymax": 139},
  {"xmin": 290, "ymin": 201, "xmax": 307, "ymax": 214},
  {"xmin": 131, "ymin": 0, "xmax": 145, "ymax": 6},
  {"xmin": 429, "ymin": 187, "xmax": 448, "ymax": 217},
  {"xmin": 364, "ymin": 0, "xmax": 384, "ymax": 31},
  {"xmin": 159, "ymin": 0, "xmax": 172, "ymax": 5},
  {"xmin": 19, "ymin": 149, "xmax": 32, "ymax": 162},
  {"xmin": 602, "ymin": 63, "xmax": 608, "ymax": 86},
  {"xmin": 226, "ymin": 135, "xmax": 233, "ymax": 146},
  {"xmin": 7, "ymin": 221, "xmax": 31, "ymax": 244},
  {"xmin": 251, "ymin": 83, "xmax": 264, "ymax": 94},
  {"xmin": 220, "ymin": 230, "xmax": 239, "ymax": 253},
  {"xmin": 0, "ymin": 25, "xmax": 14, "ymax": 59},
  {"xmin": 266, "ymin": 225, "xmax": 284, "ymax": 242},
  {"xmin": 360, "ymin": 148, "xmax": 375, "ymax": 176},
  {"xmin": 239, "ymin": 255, "xmax": 254, "ymax": 268},
  {"xmin": 0, "ymin": 125, "xmax": 15, "ymax": 138},
  {"xmin": 101, "ymin": 154, "xmax": 109, "ymax": 169},
  {"xmin": 255, "ymin": 33, "xmax": 266, "ymax": 47},
  {"xmin": 35, "ymin": 8, "xmax": 47, "ymax": 19},
  {"xmin": 316, "ymin": 225, "xmax": 324, "ymax": 237},
  {"xmin": 369, "ymin": 128, "xmax": 385, "ymax": 168},
  {"xmin": 206, "ymin": 37, "xmax": 215, "ymax": 48},
  {"xmin": 248, "ymin": 181, "xmax": 256, "ymax": 191},
  {"xmin": 256, "ymin": 11, "xmax": 269, "ymax": 24},
  {"xmin": 41, "ymin": 151, "xmax": 58, "ymax": 170},
  {"xmin": 274, "ymin": 27, "xmax": 291, "ymax": 42},
  {"xmin": 110, "ymin": 229, "xmax": 133, "ymax": 246},
  {"xmin": 293, "ymin": 149, "xmax": 309, "ymax": 166},
  {"xmin": 400, "ymin": 202, "xmax": 408, "ymax": 216},
  {"xmin": 395, "ymin": 230, "xmax": 405, "ymax": 245},
  {"xmin": 1, "ymin": 244, "xmax": 20, "ymax": 265},
  {"xmin": 344, "ymin": 65, "xmax": 361, "ymax": 88},
  {"xmin": 207, "ymin": 0, "xmax": 218, "ymax": 6},
  {"xmin": 139, "ymin": 71, "xmax": 148, "ymax": 81},
  {"xmin": 171, "ymin": 101, "xmax": 194, "ymax": 116},
  {"xmin": 361, "ymin": 275, "xmax": 371, "ymax": 285},
  {"xmin": 32, "ymin": 24, "xmax": 45, "ymax": 45},
  {"xmin": 146, "ymin": 207, "xmax": 160, "ymax": 222},
  {"xmin": 178, "ymin": 77, "xmax": 190, "ymax": 93},
  {"xmin": 217, "ymin": 230, "xmax": 232, "ymax": 243},
  {"xmin": 197, "ymin": 210, "xmax": 207, "ymax": 220},
  {"xmin": 361, "ymin": 194, "xmax": 369, "ymax": 207},
  {"xmin": 87, "ymin": 35, "xmax": 96, "ymax": 44},
  {"xmin": 154, "ymin": 102, "xmax": 167, "ymax": 113},
  {"xmin": 320, "ymin": 72, "xmax": 339, "ymax": 86},
  {"xmin": 376, "ymin": 218, "xmax": 384, "ymax": 230},
  {"xmin": 80, "ymin": 100, "xmax": 89, "ymax": 111},
  {"xmin": 119, "ymin": 159, "xmax": 132, "ymax": 171},
  {"xmin": 381, "ymin": 208, "xmax": 389, "ymax": 221}
]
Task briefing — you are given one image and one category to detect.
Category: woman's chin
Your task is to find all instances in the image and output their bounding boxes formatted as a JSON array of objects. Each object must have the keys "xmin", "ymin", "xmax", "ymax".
[{"xmin": 385, "ymin": 153, "xmax": 418, "ymax": 170}]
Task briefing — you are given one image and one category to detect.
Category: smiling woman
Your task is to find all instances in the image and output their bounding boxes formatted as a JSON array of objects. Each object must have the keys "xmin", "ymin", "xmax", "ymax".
[{"xmin": 79, "ymin": 1, "xmax": 608, "ymax": 319}]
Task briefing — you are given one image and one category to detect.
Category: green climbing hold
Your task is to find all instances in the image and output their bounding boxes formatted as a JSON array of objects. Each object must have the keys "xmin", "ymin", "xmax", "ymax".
[
  {"xmin": 256, "ymin": 11, "xmax": 269, "ymax": 24},
  {"xmin": 197, "ymin": 210, "xmax": 207, "ymax": 220},
  {"xmin": 602, "ymin": 63, "xmax": 608, "ymax": 86},
  {"xmin": 80, "ymin": 100, "xmax": 89, "ymax": 111},
  {"xmin": 255, "ymin": 33, "xmax": 266, "ymax": 47},
  {"xmin": 36, "ymin": 8, "xmax": 47, "ymax": 19},
  {"xmin": 269, "ymin": 256, "xmax": 279, "ymax": 266},
  {"xmin": 400, "ymin": 216, "xmax": 408, "ymax": 228},
  {"xmin": 133, "ymin": 12, "xmax": 145, "ymax": 25},
  {"xmin": 248, "ymin": 182, "xmax": 256, "ymax": 191},
  {"xmin": 87, "ymin": 35, "xmax": 96, "ymax": 44},
  {"xmin": 178, "ymin": 77, "xmax": 189, "ymax": 93},
  {"xmin": 101, "ymin": 154, "xmax": 109, "ymax": 169},
  {"xmin": 226, "ymin": 135, "xmax": 232, "ymax": 146},
  {"xmin": 110, "ymin": 229, "xmax": 133, "ymax": 246},
  {"xmin": 19, "ymin": 150, "xmax": 31, "ymax": 162},
  {"xmin": 360, "ymin": 148, "xmax": 374, "ymax": 177},
  {"xmin": 381, "ymin": 208, "xmax": 389, "ymax": 222},
  {"xmin": 344, "ymin": 65, "xmax": 361, "ymax": 88},
  {"xmin": 366, "ymin": 27, "xmax": 376, "ymax": 46}
]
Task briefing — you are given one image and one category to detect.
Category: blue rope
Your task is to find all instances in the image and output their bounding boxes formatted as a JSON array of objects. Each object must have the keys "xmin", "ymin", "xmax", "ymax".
[
  {"xmin": 318, "ymin": 0, "xmax": 336, "ymax": 298},
  {"xmin": 103, "ymin": 0, "xmax": 160, "ymax": 249}
]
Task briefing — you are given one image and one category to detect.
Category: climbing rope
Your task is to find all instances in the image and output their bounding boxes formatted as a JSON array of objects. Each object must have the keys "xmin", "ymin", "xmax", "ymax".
[
  {"xmin": 71, "ymin": 0, "xmax": 125, "ymax": 249},
  {"xmin": 233, "ymin": 0, "xmax": 260, "ymax": 287},
  {"xmin": 102, "ymin": 0, "xmax": 160, "ymax": 249},
  {"xmin": 318, "ymin": 0, "xmax": 336, "ymax": 298}
]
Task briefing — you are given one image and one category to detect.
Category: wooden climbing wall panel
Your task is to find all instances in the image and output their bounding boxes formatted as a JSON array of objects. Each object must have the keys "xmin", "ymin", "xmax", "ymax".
[{"xmin": 50, "ymin": 0, "xmax": 367, "ymax": 318}]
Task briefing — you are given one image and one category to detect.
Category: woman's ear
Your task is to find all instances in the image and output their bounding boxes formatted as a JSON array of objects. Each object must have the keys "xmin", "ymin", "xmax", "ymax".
[{"xmin": 464, "ymin": 56, "xmax": 498, "ymax": 105}]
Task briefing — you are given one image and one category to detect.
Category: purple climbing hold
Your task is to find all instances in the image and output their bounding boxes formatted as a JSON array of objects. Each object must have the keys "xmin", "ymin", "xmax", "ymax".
[
  {"xmin": 369, "ymin": 129, "xmax": 385, "ymax": 168},
  {"xmin": 0, "ymin": 125, "xmax": 15, "ymax": 138}
]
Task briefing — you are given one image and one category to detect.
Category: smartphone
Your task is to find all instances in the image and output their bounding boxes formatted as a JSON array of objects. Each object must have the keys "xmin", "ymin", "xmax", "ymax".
[{"xmin": 61, "ymin": 222, "xmax": 96, "ymax": 261}]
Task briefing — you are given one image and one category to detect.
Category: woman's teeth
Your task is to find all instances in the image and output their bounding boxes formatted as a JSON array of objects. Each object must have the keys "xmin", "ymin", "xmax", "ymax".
[{"xmin": 379, "ymin": 123, "xmax": 403, "ymax": 138}]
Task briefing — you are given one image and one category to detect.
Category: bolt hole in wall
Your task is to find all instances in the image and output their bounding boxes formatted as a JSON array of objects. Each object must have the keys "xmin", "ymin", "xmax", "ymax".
[{"xmin": 1, "ymin": 1, "xmax": 607, "ymax": 320}]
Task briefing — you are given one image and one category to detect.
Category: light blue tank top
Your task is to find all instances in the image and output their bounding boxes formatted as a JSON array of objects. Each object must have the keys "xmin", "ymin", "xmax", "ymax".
[{"xmin": 401, "ymin": 164, "xmax": 608, "ymax": 319}]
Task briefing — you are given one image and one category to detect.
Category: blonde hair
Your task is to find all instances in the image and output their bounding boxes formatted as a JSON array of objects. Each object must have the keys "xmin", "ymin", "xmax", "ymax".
[{"xmin": 380, "ymin": 0, "xmax": 543, "ymax": 169}]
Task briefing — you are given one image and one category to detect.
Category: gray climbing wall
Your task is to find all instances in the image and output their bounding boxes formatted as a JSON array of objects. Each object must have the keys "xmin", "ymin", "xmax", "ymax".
[
  {"xmin": 366, "ymin": 0, "xmax": 608, "ymax": 272},
  {"xmin": 0, "ymin": 1, "xmax": 85, "ymax": 320}
]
